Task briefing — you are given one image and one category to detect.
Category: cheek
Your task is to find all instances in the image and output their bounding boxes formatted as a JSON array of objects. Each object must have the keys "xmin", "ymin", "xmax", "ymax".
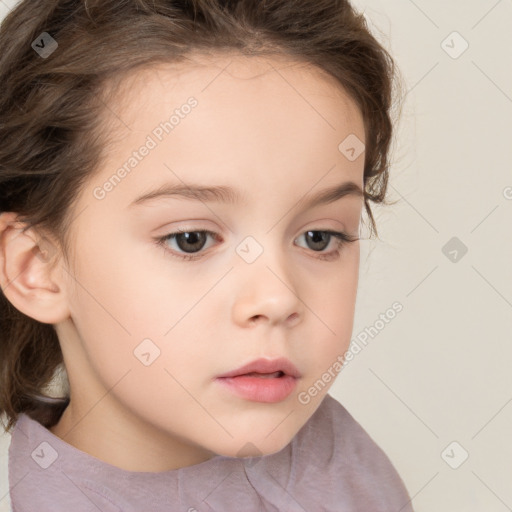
[
  {"xmin": 63, "ymin": 240, "xmax": 159, "ymax": 383},
  {"xmin": 302, "ymin": 252, "xmax": 359, "ymax": 371},
  {"xmin": 66, "ymin": 246, "xmax": 214, "ymax": 380},
  {"xmin": 65, "ymin": 267, "xmax": 213, "ymax": 430}
]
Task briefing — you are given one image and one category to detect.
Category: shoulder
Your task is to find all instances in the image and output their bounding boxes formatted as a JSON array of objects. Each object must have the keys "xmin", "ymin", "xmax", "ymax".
[
  {"xmin": 291, "ymin": 394, "xmax": 414, "ymax": 511},
  {"xmin": 0, "ymin": 418, "xmax": 13, "ymax": 512},
  {"xmin": 306, "ymin": 393, "xmax": 396, "ymax": 466}
]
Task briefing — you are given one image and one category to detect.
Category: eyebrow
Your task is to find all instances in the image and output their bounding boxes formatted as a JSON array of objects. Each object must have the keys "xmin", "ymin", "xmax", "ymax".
[{"xmin": 129, "ymin": 180, "xmax": 364, "ymax": 209}]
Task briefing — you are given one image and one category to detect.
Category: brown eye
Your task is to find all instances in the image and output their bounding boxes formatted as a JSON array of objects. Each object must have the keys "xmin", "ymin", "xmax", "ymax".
[
  {"xmin": 171, "ymin": 231, "xmax": 208, "ymax": 253},
  {"xmin": 304, "ymin": 230, "xmax": 331, "ymax": 251},
  {"xmin": 157, "ymin": 229, "xmax": 220, "ymax": 260},
  {"xmin": 295, "ymin": 229, "xmax": 358, "ymax": 261}
]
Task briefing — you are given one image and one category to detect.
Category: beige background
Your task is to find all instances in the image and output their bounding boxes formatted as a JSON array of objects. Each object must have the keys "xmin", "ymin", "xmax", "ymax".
[
  {"xmin": 336, "ymin": 1, "xmax": 512, "ymax": 511},
  {"xmin": 1, "ymin": 0, "xmax": 511, "ymax": 511}
]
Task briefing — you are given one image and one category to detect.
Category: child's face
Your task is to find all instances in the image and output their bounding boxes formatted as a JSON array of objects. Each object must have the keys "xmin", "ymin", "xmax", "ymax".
[{"xmin": 55, "ymin": 54, "xmax": 365, "ymax": 466}]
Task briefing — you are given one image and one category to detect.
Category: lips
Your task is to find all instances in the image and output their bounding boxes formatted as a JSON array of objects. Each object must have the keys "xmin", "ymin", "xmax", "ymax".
[
  {"xmin": 216, "ymin": 357, "xmax": 301, "ymax": 379},
  {"xmin": 215, "ymin": 358, "xmax": 302, "ymax": 402},
  {"xmin": 244, "ymin": 371, "xmax": 283, "ymax": 378}
]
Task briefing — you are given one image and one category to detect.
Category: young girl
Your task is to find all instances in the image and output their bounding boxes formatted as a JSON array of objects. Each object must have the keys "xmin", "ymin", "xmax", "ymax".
[{"xmin": 0, "ymin": 0, "xmax": 412, "ymax": 510}]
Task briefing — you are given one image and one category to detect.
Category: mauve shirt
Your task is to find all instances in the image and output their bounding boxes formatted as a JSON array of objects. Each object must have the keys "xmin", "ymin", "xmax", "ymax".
[{"xmin": 7, "ymin": 394, "xmax": 414, "ymax": 511}]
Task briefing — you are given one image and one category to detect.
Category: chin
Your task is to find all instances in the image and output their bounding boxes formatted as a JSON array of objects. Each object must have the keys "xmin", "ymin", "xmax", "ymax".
[{"xmin": 209, "ymin": 427, "xmax": 297, "ymax": 460}]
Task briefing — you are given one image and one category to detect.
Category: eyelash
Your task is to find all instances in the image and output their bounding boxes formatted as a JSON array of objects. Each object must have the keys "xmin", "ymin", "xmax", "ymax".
[{"xmin": 155, "ymin": 228, "xmax": 359, "ymax": 262}]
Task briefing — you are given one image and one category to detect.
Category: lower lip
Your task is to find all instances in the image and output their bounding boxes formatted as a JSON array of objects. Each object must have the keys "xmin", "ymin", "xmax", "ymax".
[{"xmin": 215, "ymin": 374, "xmax": 298, "ymax": 403}]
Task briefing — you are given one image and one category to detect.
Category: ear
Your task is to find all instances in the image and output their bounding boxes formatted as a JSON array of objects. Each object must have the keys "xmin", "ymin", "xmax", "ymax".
[{"xmin": 0, "ymin": 212, "xmax": 70, "ymax": 324}]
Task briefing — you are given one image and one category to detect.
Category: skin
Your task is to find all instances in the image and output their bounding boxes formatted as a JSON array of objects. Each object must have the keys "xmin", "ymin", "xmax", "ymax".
[{"xmin": 0, "ymin": 53, "xmax": 365, "ymax": 472}]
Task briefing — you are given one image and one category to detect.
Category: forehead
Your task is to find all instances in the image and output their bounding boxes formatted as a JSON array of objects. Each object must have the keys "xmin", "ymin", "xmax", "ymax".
[
  {"xmin": 83, "ymin": 52, "xmax": 366, "ymax": 215},
  {"xmin": 102, "ymin": 52, "xmax": 365, "ymax": 145}
]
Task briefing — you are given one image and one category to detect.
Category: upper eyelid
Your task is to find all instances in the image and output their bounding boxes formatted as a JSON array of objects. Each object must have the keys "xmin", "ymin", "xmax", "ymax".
[{"xmin": 161, "ymin": 227, "xmax": 346, "ymax": 237}]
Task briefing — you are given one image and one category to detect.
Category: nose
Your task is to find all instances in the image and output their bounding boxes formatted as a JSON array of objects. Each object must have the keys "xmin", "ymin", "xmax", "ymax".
[{"xmin": 231, "ymin": 244, "xmax": 304, "ymax": 329}]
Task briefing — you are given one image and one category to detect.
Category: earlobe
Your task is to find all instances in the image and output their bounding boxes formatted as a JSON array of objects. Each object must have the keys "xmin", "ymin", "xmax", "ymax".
[{"xmin": 0, "ymin": 212, "xmax": 70, "ymax": 324}]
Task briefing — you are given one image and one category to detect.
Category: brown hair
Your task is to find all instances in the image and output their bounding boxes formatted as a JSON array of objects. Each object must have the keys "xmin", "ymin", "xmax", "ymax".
[{"xmin": 0, "ymin": 0, "xmax": 403, "ymax": 431}]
